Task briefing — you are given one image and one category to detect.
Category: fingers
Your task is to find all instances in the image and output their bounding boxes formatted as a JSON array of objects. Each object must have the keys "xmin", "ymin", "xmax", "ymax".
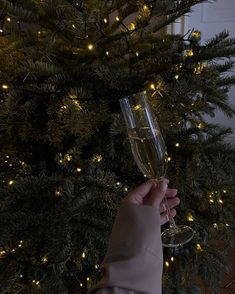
[
  {"xmin": 165, "ymin": 188, "xmax": 178, "ymax": 198},
  {"xmin": 125, "ymin": 179, "xmax": 156, "ymax": 205},
  {"xmin": 159, "ymin": 197, "xmax": 180, "ymax": 214},
  {"xmin": 144, "ymin": 178, "xmax": 169, "ymax": 208},
  {"xmin": 160, "ymin": 209, "xmax": 176, "ymax": 225}
]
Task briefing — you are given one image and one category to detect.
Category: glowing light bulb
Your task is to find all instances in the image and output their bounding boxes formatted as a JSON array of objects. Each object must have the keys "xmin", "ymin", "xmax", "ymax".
[
  {"xmin": 80, "ymin": 283, "xmax": 83, "ymax": 287},
  {"xmin": 106, "ymin": 51, "xmax": 109, "ymax": 56},
  {"xmin": 167, "ymin": 157, "xmax": 172, "ymax": 162},
  {"xmin": 124, "ymin": 187, "xmax": 128, "ymax": 192},
  {"xmin": 82, "ymin": 252, "xmax": 86, "ymax": 258},
  {"xmin": 209, "ymin": 199, "xmax": 214, "ymax": 203},
  {"xmin": 87, "ymin": 277, "xmax": 90, "ymax": 281},
  {"xmin": 116, "ymin": 16, "xmax": 120, "ymax": 21},
  {"xmin": 72, "ymin": 24, "xmax": 76, "ymax": 28},
  {"xmin": 223, "ymin": 190, "xmax": 227, "ymax": 193},
  {"xmin": 116, "ymin": 182, "xmax": 120, "ymax": 186},
  {"xmin": 128, "ymin": 22, "xmax": 136, "ymax": 31},
  {"xmin": 6, "ymin": 17, "xmax": 11, "ymax": 22},
  {"xmin": 175, "ymin": 143, "xmax": 180, "ymax": 147},
  {"xmin": 150, "ymin": 83, "xmax": 155, "ymax": 90},
  {"xmin": 136, "ymin": 51, "xmax": 139, "ymax": 56},
  {"xmin": 103, "ymin": 18, "xmax": 108, "ymax": 23},
  {"xmin": 213, "ymin": 223, "xmax": 218, "ymax": 228},
  {"xmin": 165, "ymin": 261, "xmax": 170, "ymax": 267},
  {"xmin": 76, "ymin": 167, "xmax": 82, "ymax": 172},
  {"xmin": 8, "ymin": 180, "xmax": 14, "ymax": 185},
  {"xmin": 2, "ymin": 84, "xmax": 9, "ymax": 90},
  {"xmin": 187, "ymin": 214, "xmax": 194, "ymax": 222},
  {"xmin": 218, "ymin": 199, "xmax": 223, "ymax": 204},
  {"xmin": 42, "ymin": 256, "xmax": 48, "ymax": 263},
  {"xmin": 88, "ymin": 44, "xmax": 94, "ymax": 51},
  {"xmin": 175, "ymin": 75, "xmax": 179, "ymax": 80},
  {"xmin": 226, "ymin": 223, "xmax": 229, "ymax": 227},
  {"xmin": 95, "ymin": 264, "xmax": 99, "ymax": 269},
  {"xmin": 196, "ymin": 244, "xmax": 202, "ymax": 251},
  {"xmin": 171, "ymin": 257, "xmax": 174, "ymax": 262},
  {"xmin": 0, "ymin": 29, "xmax": 3, "ymax": 33}
]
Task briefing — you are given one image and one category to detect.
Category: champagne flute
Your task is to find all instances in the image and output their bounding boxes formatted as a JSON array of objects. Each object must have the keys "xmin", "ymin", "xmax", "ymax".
[{"xmin": 119, "ymin": 91, "xmax": 194, "ymax": 248}]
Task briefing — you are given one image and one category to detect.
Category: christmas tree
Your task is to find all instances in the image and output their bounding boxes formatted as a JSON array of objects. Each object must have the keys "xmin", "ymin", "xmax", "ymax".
[{"xmin": 0, "ymin": 0, "xmax": 235, "ymax": 293}]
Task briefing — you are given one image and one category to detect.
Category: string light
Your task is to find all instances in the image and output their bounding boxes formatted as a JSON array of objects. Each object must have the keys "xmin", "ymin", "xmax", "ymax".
[
  {"xmin": 143, "ymin": 5, "xmax": 149, "ymax": 11},
  {"xmin": 20, "ymin": 274, "xmax": 23, "ymax": 278},
  {"xmin": 0, "ymin": 29, "xmax": 3, "ymax": 33},
  {"xmin": 76, "ymin": 167, "xmax": 82, "ymax": 172},
  {"xmin": 82, "ymin": 252, "xmax": 86, "ymax": 258},
  {"xmin": 197, "ymin": 123, "xmax": 204, "ymax": 129},
  {"xmin": 171, "ymin": 257, "xmax": 174, "ymax": 262},
  {"xmin": 213, "ymin": 223, "xmax": 218, "ymax": 228},
  {"xmin": 6, "ymin": 17, "xmax": 11, "ymax": 22},
  {"xmin": 55, "ymin": 190, "xmax": 62, "ymax": 196},
  {"xmin": 218, "ymin": 199, "xmax": 223, "ymax": 204},
  {"xmin": 93, "ymin": 154, "xmax": 103, "ymax": 162},
  {"xmin": 8, "ymin": 180, "xmax": 14, "ymax": 185},
  {"xmin": 209, "ymin": 199, "xmax": 214, "ymax": 203},
  {"xmin": 192, "ymin": 31, "xmax": 201, "ymax": 39},
  {"xmin": 115, "ymin": 16, "xmax": 120, "ymax": 21},
  {"xmin": 167, "ymin": 157, "xmax": 172, "ymax": 162},
  {"xmin": 94, "ymin": 264, "xmax": 99, "ymax": 269},
  {"xmin": 80, "ymin": 283, "xmax": 83, "ymax": 287},
  {"xmin": 0, "ymin": 250, "xmax": 6, "ymax": 257},
  {"xmin": 103, "ymin": 18, "xmax": 108, "ymax": 23},
  {"xmin": 86, "ymin": 277, "xmax": 90, "ymax": 281},
  {"xmin": 174, "ymin": 75, "xmax": 179, "ymax": 80},
  {"xmin": 165, "ymin": 261, "xmax": 170, "ymax": 267},
  {"xmin": 72, "ymin": 24, "xmax": 76, "ymax": 28},
  {"xmin": 226, "ymin": 223, "xmax": 229, "ymax": 227},
  {"xmin": 128, "ymin": 22, "xmax": 136, "ymax": 31},
  {"xmin": 136, "ymin": 51, "xmax": 139, "ymax": 56},
  {"xmin": 124, "ymin": 187, "xmax": 128, "ymax": 192},
  {"xmin": 116, "ymin": 182, "xmax": 121, "ymax": 186},
  {"xmin": 42, "ymin": 256, "xmax": 48, "ymax": 263},
  {"xmin": 2, "ymin": 84, "xmax": 9, "ymax": 90},
  {"xmin": 175, "ymin": 143, "xmax": 180, "ymax": 147},
  {"xmin": 194, "ymin": 62, "xmax": 206, "ymax": 75},
  {"xmin": 187, "ymin": 213, "xmax": 194, "ymax": 222},
  {"xmin": 134, "ymin": 104, "xmax": 141, "ymax": 111},
  {"xmin": 196, "ymin": 244, "xmax": 203, "ymax": 251},
  {"xmin": 87, "ymin": 44, "xmax": 94, "ymax": 51},
  {"xmin": 150, "ymin": 83, "xmax": 155, "ymax": 90},
  {"xmin": 65, "ymin": 154, "xmax": 72, "ymax": 162},
  {"xmin": 106, "ymin": 51, "xmax": 109, "ymax": 56},
  {"xmin": 223, "ymin": 190, "xmax": 227, "ymax": 193},
  {"xmin": 186, "ymin": 49, "xmax": 194, "ymax": 57}
]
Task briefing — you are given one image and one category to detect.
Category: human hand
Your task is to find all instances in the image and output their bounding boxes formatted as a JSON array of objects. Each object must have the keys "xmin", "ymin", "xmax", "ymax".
[{"xmin": 123, "ymin": 178, "xmax": 179, "ymax": 225}]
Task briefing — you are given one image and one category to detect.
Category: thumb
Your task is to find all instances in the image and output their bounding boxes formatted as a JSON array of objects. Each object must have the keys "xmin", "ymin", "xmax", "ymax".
[
  {"xmin": 144, "ymin": 178, "xmax": 169, "ymax": 208},
  {"xmin": 124, "ymin": 179, "xmax": 156, "ymax": 205}
]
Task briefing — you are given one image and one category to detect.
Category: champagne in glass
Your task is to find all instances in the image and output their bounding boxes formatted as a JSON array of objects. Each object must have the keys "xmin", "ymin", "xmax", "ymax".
[{"xmin": 120, "ymin": 91, "xmax": 194, "ymax": 247}]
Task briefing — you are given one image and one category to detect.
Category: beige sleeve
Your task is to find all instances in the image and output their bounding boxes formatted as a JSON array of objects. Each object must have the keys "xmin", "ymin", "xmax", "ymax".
[{"xmin": 88, "ymin": 202, "xmax": 163, "ymax": 294}]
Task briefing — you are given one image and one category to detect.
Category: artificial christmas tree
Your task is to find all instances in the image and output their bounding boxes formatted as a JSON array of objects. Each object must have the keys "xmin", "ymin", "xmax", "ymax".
[{"xmin": 0, "ymin": 0, "xmax": 235, "ymax": 293}]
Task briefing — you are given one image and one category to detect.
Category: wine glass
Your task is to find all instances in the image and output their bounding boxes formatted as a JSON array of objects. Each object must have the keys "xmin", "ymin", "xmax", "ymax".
[{"xmin": 119, "ymin": 91, "xmax": 194, "ymax": 248}]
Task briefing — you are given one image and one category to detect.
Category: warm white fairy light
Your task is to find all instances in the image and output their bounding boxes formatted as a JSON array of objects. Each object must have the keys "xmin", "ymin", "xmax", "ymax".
[
  {"xmin": 213, "ymin": 223, "xmax": 218, "ymax": 228},
  {"xmin": 82, "ymin": 252, "xmax": 86, "ymax": 258},
  {"xmin": 86, "ymin": 277, "xmax": 90, "ymax": 281},
  {"xmin": 116, "ymin": 182, "xmax": 121, "ymax": 186},
  {"xmin": 76, "ymin": 167, "xmax": 82, "ymax": 172},
  {"xmin": 187, "ymin": 213, "xmax": 194, "ymax": 222},
  {"xmin": 6, "ymin": 17, "xmax": 11, "ymax": 22},
  {"xmin": 115, "ymin": 16, "xmax": 120, "ymax": 21},
  {"xmin": 124, "ymin": 187, "xmax": 128, "ymax": 192},
  {"xmin": 20, "ymin": 274, "xmax": 23, "ymax": 278},
  {"xmin": 72, "ymin": 24, "xmax": 76, "ymax": 28},
  {"xmin": 175, "ymin": 143, "xmax": 180, "ymax": 147},
  {"xmin": 103, "ymin": 18, "xmax": 108, "ymax": 23},
  {"xmin": 175, "ymin": 75, "xmax": 179, "ymax": 80},
  {"xmin": 94, "ymin": 264, "xmax": 99, "ymax": 269},
  {"xmin": 42, "ymin": 256, "xmax": 48, "ymax": 263},
  {"xmin": 209, "ymin": 199, "xmax": 214, "ymax": 203},
  {"xmin": 171, "ymin": 257, "xmax": 174, "ymax": 262},
  {"xmin": 223, "ymin": 190, "xmax": 227, "ymax": 193},
  {"xmin": 165, "ymin": 261, "xmax": 170, "ymax": 267},
  {"xmin": 80, "ymin": 283, "xmax": 83, "ymax": 287},
  {"xmin": 2, "ymin": 84, "xmax": 9, "ymax": 90},
  {"xmin": 226, "ymin": 223, "xmax": 229, "ymax": 227},
  {"xmin": 136, "ymin": 52, "xmax": 139, "ymax": 56},
  {"xmin": 167, "ymin": 157, "xmax": 172, "ymax": 162},
  {"xmin": 218, "ymin": 199, "xmax": 223, "ymax": 204},
  {"xmin": 196, "ymin": 244, "xmax": 202, "ymax": 251},
  {"xmin": 150, "ymin": 83, "xmax": 155, "ymax": 90},
  {"xmin": 88, "ymin": 44, "xmax": 94, "ymax": 51},
  {"xmin": 0, "ymin": 29, "xmax": 3, "ymax": 33},
  {"xmin": 8, "ymin": 180, "xmax": 14, "ymax": 185},
  {"xmin": 106, "ymin": 51, "xmax": 109, "ymax": 56}
]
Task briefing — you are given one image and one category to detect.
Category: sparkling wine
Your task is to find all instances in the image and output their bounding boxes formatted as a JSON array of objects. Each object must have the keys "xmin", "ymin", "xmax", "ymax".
[{"xmin": 128, "ymin": 127, "xmax": 168, "ymax": 179}]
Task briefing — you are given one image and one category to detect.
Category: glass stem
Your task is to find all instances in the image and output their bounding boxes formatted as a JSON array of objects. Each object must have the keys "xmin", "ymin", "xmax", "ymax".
[{"xmin": 163, "ymin": 195, "xmax": 178, "ymax": 230}]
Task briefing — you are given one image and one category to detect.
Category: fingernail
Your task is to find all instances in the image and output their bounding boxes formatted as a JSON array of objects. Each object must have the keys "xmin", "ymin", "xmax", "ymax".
[{"xmin": 160, "ymin": 182, "xmax": 168, "ymax": 192}]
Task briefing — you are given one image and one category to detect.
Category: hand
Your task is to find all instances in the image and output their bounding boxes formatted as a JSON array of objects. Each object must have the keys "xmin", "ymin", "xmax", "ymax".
[{"xmin": 123, "ymin": 178, "xmax": 180, "ymax": 225}]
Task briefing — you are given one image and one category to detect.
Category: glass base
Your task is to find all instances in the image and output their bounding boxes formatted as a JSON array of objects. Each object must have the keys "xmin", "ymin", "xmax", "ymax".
[{"xmin": 161, "ymin": 225, "xmax": 195, "ymax": 248}]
